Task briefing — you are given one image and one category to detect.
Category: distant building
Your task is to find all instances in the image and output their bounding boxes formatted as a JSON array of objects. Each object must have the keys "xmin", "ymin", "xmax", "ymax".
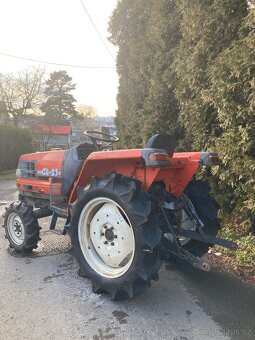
[
  {"xmin": 96, "ymin": 117, "xmax": 116, "ymax": 136},
  {"xmin": 33, "ymin": 124, "xmax": 72, "ymax": 150},
  {"xmin": 70, "ymin": 117, "xmax": 97, "ymax": 144},
  {"xmin": 69, "ymin": 116, "xmax": 117, "ymax": 145},
  {"xmin": 15, "ymin": 115, "xmax": 116, "ymax": 150}
]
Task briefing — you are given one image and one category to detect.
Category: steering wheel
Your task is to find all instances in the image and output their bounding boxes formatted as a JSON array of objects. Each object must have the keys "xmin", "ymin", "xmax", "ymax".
[{"xmin": 84, "ymin": 130, "xmax": 119, "ymax": 150}]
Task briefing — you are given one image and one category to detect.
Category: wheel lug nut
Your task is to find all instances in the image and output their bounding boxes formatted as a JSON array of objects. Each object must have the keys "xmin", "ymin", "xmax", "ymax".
[
  {"xmin": 114, "ymin": 235, "xmax": 117, "ymax": 238},
  {"xmin": 101, "ymin": 233, "xmax": 105, "ymax": 236},
  {"xmin": 104, "ymin": 226, "xmax": 107, "ymax": 229},
  {"xmin": 104, "ymin": 241, "xmax": 108, "ymax": 245},
  {"xmin": 110, "ymin": 226, "xmax": 114, "ymax": 230},
  {"xmin": 111, "ymin": 242, "xmax": 114, "ymax": 246}
]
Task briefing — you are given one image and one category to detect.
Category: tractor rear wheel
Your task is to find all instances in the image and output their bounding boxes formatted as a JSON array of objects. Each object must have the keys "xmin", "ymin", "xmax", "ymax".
[
  {"xmin": 3, "ymin": 202, "xmax": 40, "ymax": 253},
  {"xmin": 70, "ymin": 174, "xmax": 162, "ymax": 300}
]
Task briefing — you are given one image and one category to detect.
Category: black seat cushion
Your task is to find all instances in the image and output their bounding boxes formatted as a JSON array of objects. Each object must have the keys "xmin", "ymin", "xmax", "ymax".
[
  {"xmin": 145, "ymin": 134, "xmax": 176, "ymax": 156},
  {"xmin": 62, "ymin": 143, "xmax": 97, "ymax": 197}
]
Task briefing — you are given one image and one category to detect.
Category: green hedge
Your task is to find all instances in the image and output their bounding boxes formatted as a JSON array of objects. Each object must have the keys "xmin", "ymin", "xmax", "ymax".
[
  {"xmin": 109, "ymin": 2, "xmax": 254, "ymax": 226},
  {"xmin": 0, "ymin": 125, "xmax": 34, "ymax": 172}
]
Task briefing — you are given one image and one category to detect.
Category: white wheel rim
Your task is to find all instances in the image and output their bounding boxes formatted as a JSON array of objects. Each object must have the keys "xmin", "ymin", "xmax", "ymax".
[
  {"xmin": 78, "ymin": 197, "xmax": 135, "ymax": 278},
  {"xmin": 7, "ymin": 213, "xmax": 25, "ymax": 245}
]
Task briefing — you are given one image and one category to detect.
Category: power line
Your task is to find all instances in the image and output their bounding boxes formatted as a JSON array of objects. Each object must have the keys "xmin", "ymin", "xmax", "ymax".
[
  {"xmin": 79, "ymin": 0, "xmax": 115, "ymax": 62},
  {"xmin": 0, "ymin": 51, "xmax": 116, "ymax": 69}
]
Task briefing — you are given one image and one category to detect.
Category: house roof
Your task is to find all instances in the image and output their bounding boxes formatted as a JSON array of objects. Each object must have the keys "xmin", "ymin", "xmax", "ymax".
[{"xmin": 34, "ymin": 125, "xmax": 72, "ymax": 135}]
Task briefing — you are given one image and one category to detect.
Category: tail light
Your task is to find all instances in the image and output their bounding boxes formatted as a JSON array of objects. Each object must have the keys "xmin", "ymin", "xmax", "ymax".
[
  {"xmin": 141, "ymin": 149, "xmax": 171, "ymax": 166},
  {"xmin": 200, "ymin": 152, "xmax": 220, "ymax": 166},
  {"xmin": 149, "ymin": 152, "xmax": 170, "ymax": 162}
]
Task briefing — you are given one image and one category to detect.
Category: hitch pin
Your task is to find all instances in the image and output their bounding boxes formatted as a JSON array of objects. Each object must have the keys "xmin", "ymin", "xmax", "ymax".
[{"xmin": 193, "ymin": 259, "xmax": 211, "ymax": 272}]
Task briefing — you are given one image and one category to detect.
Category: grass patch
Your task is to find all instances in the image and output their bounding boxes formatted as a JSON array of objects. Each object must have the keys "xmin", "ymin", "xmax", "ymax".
[
  {"xmin": 0, "ymin": 169, "xmax": 16, "ymax": 180},
  {"xmin": 219, "ymin": 226, "xmax": 255, "ymax": 266}
]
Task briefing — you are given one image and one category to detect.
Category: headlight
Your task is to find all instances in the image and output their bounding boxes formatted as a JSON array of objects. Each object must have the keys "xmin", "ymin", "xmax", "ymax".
[{"xmin": 16, "ymin": 169, "xmax": 21, "ymax": 177}]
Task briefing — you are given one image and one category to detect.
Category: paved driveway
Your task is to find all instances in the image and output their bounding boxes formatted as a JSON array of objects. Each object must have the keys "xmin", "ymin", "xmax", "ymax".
[{"xmin": 0, "ymin": 180, "xmax": 254, "ymax": 340}]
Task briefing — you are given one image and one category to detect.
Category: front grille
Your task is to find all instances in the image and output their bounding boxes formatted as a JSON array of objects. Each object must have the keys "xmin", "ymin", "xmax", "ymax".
[{"xmin": 20, "ymin": 160, "xmax": 37, "ymax": 178}]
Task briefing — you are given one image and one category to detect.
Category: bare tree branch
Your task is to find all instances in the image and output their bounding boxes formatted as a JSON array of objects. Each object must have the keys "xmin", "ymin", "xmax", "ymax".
[{"xmin": 0, "ymin": 67, "xmax": 45, "ymax": 125}]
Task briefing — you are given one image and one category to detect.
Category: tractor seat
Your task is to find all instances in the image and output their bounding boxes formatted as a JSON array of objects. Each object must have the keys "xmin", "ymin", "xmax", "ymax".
[
  {"xmin": 62, "ymin": 143, "xmax": 97, "ymax": 197},
  {"xmin": 145, "ymin": 134, "xmax": 176, "ymax": 157}
]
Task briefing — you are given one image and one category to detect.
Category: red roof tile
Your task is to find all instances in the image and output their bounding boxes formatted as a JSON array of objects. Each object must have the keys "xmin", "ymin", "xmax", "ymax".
[{"xmin": 34, "ymin": 125, "xmax": 72, "ymax": 135}]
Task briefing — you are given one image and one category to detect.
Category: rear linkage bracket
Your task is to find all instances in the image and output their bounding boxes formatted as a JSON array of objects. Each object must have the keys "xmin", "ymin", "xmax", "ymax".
[
  {"xmin": 156, "ymin": 189, "xmax": 237, "ymax": 272},
  {"xmin": 160, "ymin": 204, "xmax": 211, "ymax": 272}
]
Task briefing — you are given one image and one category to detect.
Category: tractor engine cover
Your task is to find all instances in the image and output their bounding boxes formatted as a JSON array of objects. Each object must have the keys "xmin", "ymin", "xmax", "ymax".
[{"xmin": 16, "ymin": 150, "xmax": 65, "ymax": 198}]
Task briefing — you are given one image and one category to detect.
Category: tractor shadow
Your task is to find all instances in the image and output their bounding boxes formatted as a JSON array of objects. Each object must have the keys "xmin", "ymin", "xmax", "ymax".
[
  {"xmin": 163, "ymin": 260, "xmax": 255, "ymax": 339},
  {"xmin": 109, "ymin": 261, "xmax": 255, "ymax": 339}
]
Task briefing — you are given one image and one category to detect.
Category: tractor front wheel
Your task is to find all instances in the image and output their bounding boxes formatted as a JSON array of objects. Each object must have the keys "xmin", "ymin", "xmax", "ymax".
[
  {"xmin": 70, "ymin": 174, "xmax": 162, "ymax": 300},
  {"xmin": 3, "ymin": 202, "xmax": 40, "ymax": 253}
]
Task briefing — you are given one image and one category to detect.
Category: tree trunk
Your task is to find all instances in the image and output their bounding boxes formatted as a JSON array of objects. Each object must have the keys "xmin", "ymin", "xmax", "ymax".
[{"xmin": 12, "ymin": 114, "xmax": 19, "ymax": 126}]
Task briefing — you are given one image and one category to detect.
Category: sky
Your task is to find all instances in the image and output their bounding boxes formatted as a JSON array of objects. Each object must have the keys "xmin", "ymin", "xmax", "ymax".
[{"xmin": 0, "ymin": 0, "xmax": 118, "ymax": 117}]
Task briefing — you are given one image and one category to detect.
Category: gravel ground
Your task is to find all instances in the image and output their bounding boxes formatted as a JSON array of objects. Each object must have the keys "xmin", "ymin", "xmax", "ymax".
[{"xmin": 0, "ymin": 180, "xmax": 254, "ymax": 340}]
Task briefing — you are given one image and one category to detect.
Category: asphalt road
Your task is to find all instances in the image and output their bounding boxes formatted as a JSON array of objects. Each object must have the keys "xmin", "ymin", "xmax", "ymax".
[{"xmin": 0, "ymin": 180, "xmax": 254, "ymax": 340}]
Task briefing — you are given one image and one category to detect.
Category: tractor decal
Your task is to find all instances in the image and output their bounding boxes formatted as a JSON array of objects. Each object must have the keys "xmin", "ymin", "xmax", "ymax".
[{"xmin": 39, "ymin": 168, "xmax": 61, "ymax": 177}]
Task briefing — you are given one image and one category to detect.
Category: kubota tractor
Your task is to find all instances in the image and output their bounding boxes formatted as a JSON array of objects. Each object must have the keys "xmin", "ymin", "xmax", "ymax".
[{"xmin": 3, "ymin": 131, "xmax": 237, "ymax": 300}]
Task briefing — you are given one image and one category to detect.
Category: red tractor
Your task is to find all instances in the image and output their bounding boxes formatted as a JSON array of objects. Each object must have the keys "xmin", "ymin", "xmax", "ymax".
[{"xmin": 3, "ymin": 131, "xmax": 236, "ymax": 299}]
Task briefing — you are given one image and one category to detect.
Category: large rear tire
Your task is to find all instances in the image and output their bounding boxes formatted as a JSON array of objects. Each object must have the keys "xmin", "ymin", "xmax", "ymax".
[
  {"xmin": 70, "ymin": 173, "xmax": 162, "ymax": 300},
  {"xmin": 3, "ymin": 202, "xmax": 40, "ymax": 253}
]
